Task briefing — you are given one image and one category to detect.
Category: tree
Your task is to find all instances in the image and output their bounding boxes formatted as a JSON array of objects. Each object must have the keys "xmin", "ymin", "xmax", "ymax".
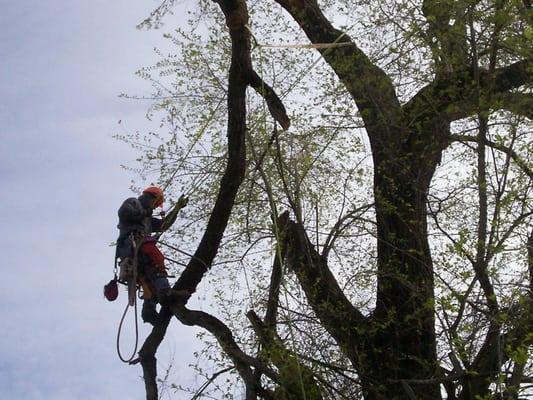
[{"xmin": 119, "ymin": 0, "xmax": 533, "ymax": 399}]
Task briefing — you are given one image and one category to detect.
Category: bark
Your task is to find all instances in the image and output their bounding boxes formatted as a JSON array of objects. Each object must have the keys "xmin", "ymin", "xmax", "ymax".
[
  {"xmin": 269, "ymin": 1, "xmax": 446, "ymax": 398},
  {"xmin": 174, "ymin": 0, "xmax": 250, "ymax": 294},
  {"xmin": 138, "ymin": 1, "xmax": 290, "ymax": 398},
  {"xmin": 267, "ymin": 2, "xmax": 531, "ymax": 398},
  {"xmin": 248, "ymin": 310, "xmax": 324, "ymax": 400},
  {"xmin": 133, "ymin": 1, "xmax": 531, "ymax": 399},
  {"xmin": 404, "ymin": 59, "xmax": 533, "ymax": 123}
]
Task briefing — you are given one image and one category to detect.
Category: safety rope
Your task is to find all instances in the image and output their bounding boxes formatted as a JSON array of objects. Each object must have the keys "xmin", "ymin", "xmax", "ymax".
[
  {"xmin": 159, "ymin": 240, "xmax": 209, "ymax": 269},
  {"xmin": 244, "ymin": 36, "xmax": 320, "ymax": 397},
  {"xmin": 116, "ymin": 235, "xmax": 140, "ymax": 364},
  {"xmin": 159, "ymin": 98, "xmax": 225, "ymax": 193},
  {"xmin": 116, "ymin": 294, "xmax": 139, "ymax": 363}
]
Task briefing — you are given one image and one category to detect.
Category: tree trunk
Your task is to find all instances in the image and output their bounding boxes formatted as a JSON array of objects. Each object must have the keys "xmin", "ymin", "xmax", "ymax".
[{"xmin": 360, "ymin": 125, "xmax": 444, "ymax": 400}]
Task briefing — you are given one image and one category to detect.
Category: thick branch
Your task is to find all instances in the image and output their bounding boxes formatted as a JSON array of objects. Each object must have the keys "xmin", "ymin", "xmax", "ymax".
[
  {"xmin": 247, "ymin": 310, "xmax": 324, "ymax": 400},
  {"xmin": 137, "ymin": 310, "xmax": 173, "ymax": 400},
  {"xmin": 272, "ymin": 0, "xmax": 406, "ymax": 143},
  {"xmin": 139, "ymin": 1, "xmax": 252, "ymax": 398},
  {"xmin": 264, "ymin": 234, "xmax": 286, "ymax": 330},
  {"xmin": 173, "ymin": 305, "xmax": 280, "ymax": 400},
  {"xmin": 175, "ymin": 0, "xmax": 250, "ymax": 293},
  {"xmin": 493, "ymin": 59, "xmax": 533, "ymax": 92},
  {"xmin": 278, "ymin": 212, "xmax": 367, "ymax": 366},
  {"xmin": 248, "ymin": 70, "xmax": 290, "ymax": 130},
  {"xmin": 138, "ymin": 2, "xmax": 293, "ymax": 398},
  {"xmin": 404, "ymin": 59, "xmax": 533, "ymax": 123}
]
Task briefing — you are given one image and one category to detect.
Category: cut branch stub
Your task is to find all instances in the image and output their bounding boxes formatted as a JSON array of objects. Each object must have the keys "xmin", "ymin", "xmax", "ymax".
[{"xmin": 248, "ymin": 70, "xmax": 290, "ymax": 130}]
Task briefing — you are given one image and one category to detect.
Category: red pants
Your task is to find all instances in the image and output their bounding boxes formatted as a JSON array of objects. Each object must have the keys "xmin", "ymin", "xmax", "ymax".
[{"xmin": 139, "ymin": 240, "xmax": 166, "ymax": 277}]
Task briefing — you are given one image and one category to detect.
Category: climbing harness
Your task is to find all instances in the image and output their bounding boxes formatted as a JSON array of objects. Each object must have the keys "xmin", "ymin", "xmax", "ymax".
[{"xmin": 111, "ymin": 219, "xmax": 190, "ymax": 364}]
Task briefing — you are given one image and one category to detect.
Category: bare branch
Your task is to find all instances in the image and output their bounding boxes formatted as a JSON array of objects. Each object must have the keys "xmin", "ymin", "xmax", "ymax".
[
  {"xmin": 450, "ymin": 134, "xmax": 533, "ymax": 180},
  {"xmin": 138, "ymin": 1, "xmax": 256, "ymax": 398},
  {"xmin": 173, "ymin": 305, "xmax": 278, "ymax": 384}
]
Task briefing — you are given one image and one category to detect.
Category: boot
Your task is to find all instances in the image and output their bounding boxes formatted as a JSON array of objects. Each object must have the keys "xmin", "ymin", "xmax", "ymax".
[
  {"xmin": 151, "ymin": 276, "xmax": 190, "ymax": 306},
  {"xmin": 141, "ymin": 300, "xmax": 159, "ymax": 325}
]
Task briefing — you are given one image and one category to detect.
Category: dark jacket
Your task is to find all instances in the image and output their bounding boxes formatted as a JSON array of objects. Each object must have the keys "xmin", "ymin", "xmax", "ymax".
[{"xmin": 116, "ymin": 195, "xmax": 163, "ymax": 259}]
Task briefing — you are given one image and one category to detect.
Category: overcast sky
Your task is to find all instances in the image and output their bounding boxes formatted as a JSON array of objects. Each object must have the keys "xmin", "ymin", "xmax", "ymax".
[{"xmin": 0, "ymin": 1, "xmax": 204, "ymax": 398}]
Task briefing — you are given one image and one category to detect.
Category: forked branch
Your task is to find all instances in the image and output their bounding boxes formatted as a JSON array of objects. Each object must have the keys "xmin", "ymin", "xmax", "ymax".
[{"xmin": 138, "ymin": 1, "xmax": 290, "ymax": 398}]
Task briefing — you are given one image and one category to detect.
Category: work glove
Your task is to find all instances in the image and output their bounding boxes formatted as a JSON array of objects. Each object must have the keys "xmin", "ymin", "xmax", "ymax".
[
  {"xmin": 161, "ymin": 195, "xmax": 187, "ymax": 231},
  {"xmin": 176, "ymin": 195, "xmax": 189, "ymax": 209}
]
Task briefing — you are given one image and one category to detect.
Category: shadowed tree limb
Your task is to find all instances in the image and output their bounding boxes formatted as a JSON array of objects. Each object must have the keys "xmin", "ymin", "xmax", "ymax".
[
  {"xmin": 404, "ymin": 59, "xmax": 533, "ymax": 124},
  {"xmin": 172, "ymin": 304, "xmax": 281, "ymax": 400},
  {"xmin": 247, "ymin": 310, "xmax": 325, "ymax": 400},
  {"xmin": 264, "ymin": 228, "xmax": 286, "ymax": 330},
  {"xmin": 248, "ymin": 70, "xmax": 290, "ymax": 130},
  {"xmin": 272, "ymin": 0, "xmax": 406, "ymax": 145},
  {"xmin": 259, "ymin": 8, "xmax": 442, "ymax": 398},
  {"xmin": 137, "ymin": 1, "xmax": 290, "ymax": 399},
  {"xmin": 277, "ymin": 212, "xmax": 367, "ymax": 365},
  {"xmin": 247, "ymin": 232, "xmax": 285, "ymax": 395},
  {"xmin": 174, "ymin": 0, "xmax": 251, "ymax": 294}
]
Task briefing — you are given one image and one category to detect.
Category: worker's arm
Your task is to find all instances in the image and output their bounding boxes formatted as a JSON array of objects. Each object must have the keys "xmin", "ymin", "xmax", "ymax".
[
  {"xmin": 151, "ymin": 217, "xmax": 164, "ymax": 232},
  {"xmin": 161, "ymin": 195, "xmax": 188, "ymax": 231}
]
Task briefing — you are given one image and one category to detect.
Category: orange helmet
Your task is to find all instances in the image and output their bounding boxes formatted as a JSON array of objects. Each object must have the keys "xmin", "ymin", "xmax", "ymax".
[{"xmin": 143, "ymin": 186, "xmax": 164, "ymax": 208}]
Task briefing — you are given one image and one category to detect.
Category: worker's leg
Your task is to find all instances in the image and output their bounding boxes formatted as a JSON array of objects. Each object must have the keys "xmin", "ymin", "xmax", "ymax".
[
  {"xmin": 141, "ymin": 299, "xmax": 159, "ymax": 325},
  {"xmin": 140, "ymin": 240, "xmax": 191, "ymax": 309},
  {"xmin": 138, "ymin": 240, "xmax": 167, "ymax": 325},
  {"xmin": 139, "ymin": 240, "xmax": 169, "ymax": 300}
]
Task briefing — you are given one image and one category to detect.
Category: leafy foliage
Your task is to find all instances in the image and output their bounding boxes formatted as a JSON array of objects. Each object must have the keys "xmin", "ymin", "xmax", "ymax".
[{"xmin": 118, "ymin": 0, "xmax": 532, "ymax": 398}]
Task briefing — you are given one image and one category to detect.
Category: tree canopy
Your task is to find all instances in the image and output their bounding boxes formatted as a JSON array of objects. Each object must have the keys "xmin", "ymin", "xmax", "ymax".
[{"xmin": 119, "ymin": 0, "xmax": 532, "ymax": 399}]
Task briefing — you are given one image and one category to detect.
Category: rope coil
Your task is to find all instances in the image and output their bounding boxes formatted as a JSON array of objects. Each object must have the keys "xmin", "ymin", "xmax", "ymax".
[
  {"xmin": 116, "ymin": 235, "xmax": 140, "ymax": 364},
  {"xmin": 116, "ymin": 296, "xmax": 139, "ymax": 364}
]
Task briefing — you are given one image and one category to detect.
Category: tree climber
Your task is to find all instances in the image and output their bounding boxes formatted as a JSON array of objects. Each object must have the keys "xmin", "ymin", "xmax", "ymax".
[{"xmin": 116, "ymin": 186, "xmax": 189, "ymax": 325}]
